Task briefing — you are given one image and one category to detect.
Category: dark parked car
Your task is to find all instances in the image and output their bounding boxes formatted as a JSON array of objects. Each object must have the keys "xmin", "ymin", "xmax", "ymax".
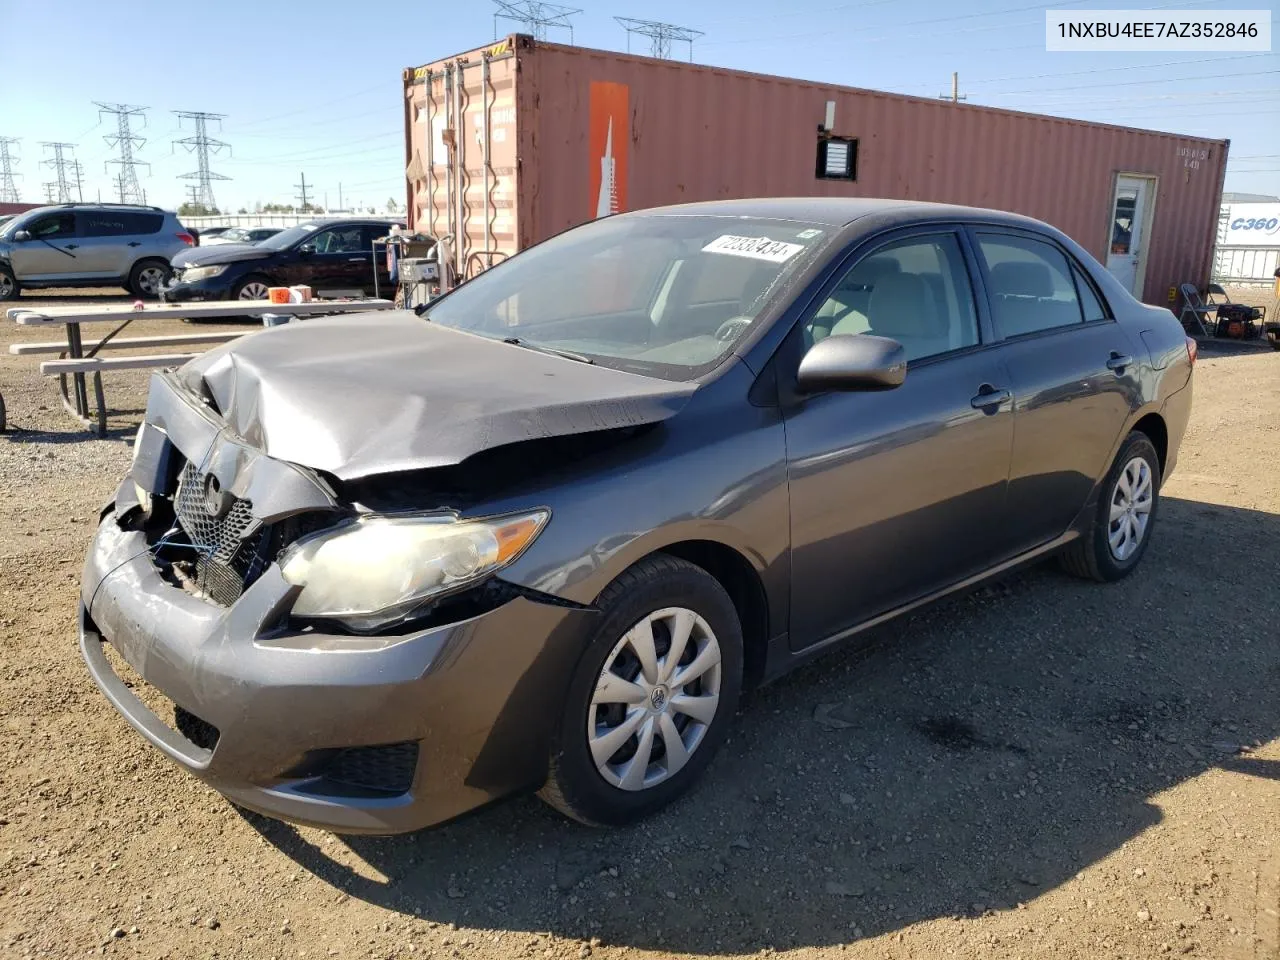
[
  {"xmin": 80, "ymin": 198, "xmax": 1194, "ymax": 834},
  {"xmin": 161, "ymin": 218, "xmax": 401, "ymax": 301}
]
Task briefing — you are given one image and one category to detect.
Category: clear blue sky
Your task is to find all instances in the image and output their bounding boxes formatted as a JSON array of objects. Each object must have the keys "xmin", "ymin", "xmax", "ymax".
[{"xmin": 1, "ymin": 0, "xmax": 1276, "ymax": 211}]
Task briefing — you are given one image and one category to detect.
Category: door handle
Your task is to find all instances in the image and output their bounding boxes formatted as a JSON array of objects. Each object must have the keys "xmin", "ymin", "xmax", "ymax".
[
  {"xmin": 970, "ymin": 385, "xmax": 1011, "ymax": 411},
  {"xmin": 1106, "ymin": 352, "xmax": 1134, "ymax": 372},
  {"xmin": 127, "ymin": 241, "xmax": 142, "ymax": 247},
  {"xmin": 347, "ymin": 257, "xmax": 368, "ymax": 262}
]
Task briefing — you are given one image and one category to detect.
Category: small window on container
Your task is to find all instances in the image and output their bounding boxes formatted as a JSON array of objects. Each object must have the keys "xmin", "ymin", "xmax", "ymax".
[{"xmin": 816, "ymin": 137, "xmax": 857, "ymax": 181}]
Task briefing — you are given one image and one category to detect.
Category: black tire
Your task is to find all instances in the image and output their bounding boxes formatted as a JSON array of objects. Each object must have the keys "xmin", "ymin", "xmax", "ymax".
[
  {"xmin": 0, "ymin": 264, "xmax": 18, "ymax": 301},
  {"xmin": 128, "ymin": 258, "xmax": 171, "ymax": 299},
  {"xmin": 539, "ymin": 554, "xmax": 744, "ymax": 827},
  {"xmin": 1059, "ymin": 430, "xmax": 1161, "ymax": 583}
]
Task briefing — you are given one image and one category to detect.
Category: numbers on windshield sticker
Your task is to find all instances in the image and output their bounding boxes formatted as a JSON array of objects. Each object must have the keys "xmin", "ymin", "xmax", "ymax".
[
  {"xmin": 795, "ymin": 229, "xmax": 823, "ymax": 239},
  {"xmin": 702, "ymin": 234, "xmax": 806, "ymax": 263}
]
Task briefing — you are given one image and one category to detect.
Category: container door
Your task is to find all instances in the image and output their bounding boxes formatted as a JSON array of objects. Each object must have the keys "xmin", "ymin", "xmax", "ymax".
[
  {"xmin": 406, "ymin": 43, "xmax": 520, "ymax": 284},
  {"xmin": 1105, "ymin": 175, "xmax": 1156, "ymax": 298}
]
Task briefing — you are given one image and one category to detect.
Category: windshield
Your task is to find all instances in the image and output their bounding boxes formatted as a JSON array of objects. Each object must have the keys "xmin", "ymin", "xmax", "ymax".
[
  {"xmin": 220, "ymin": 228, "xmax": 250, "ymax": 242},
  {"xmin": 257, "ymin": 223, "xmax": 321, "ymax": 250},
  {"xmin": 425, "ymin": 214, "xmax": 832, "ymax": 379}
]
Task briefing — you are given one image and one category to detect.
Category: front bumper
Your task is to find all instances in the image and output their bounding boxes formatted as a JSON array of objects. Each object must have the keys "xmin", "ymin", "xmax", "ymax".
[
  {"xmin": 80, "ymin": 485, "xmax": 593, "ymax": 834},
  {"xmin": 160, "ymin": 275, "xmax": 235, "ymax": 302}
]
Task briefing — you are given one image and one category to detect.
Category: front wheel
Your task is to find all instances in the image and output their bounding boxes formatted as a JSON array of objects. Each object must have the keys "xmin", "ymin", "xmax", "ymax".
[
  {"xmin": 0, "ymin": 265, "xmax": 19, "ymax": 301},
  {"xmin": 539, "ymin": 555, "xmax": 743, "ymax": 826},
  {"xmin": 1059, "ymin": 430, "xmax": 1161, "ymax": 582}
]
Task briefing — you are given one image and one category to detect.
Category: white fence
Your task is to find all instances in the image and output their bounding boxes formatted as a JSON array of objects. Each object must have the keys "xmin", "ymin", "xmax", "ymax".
[
  {"xmin": 1212, "ymin": 247, "xmax": 1280, "ymax": 286},
  {"xmin": 183, "ymin": 212, "xmax": 398, "ymax": 230}
]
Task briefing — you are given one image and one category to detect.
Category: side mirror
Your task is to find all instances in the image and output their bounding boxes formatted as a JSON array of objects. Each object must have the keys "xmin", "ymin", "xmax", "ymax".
[
  {"xmin": 297, "ymin": 243, "xmax": 316, "ymax": 256},
  {"xmin": 12, "ymin": 229, "xmax": 31, "ymax": 242},
  {"xmin": 796, "ymin": 334, "xmax": 906, "ymax": 393}
]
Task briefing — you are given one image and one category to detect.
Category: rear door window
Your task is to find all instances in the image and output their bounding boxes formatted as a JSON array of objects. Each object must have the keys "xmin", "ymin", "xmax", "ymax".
[
  {"xmin": 976, "ymin": 233, "xmax": 1087, "ymax": 337},
  {"xmin": 79, "ymin": 212, "xmax": 163, "ymax": 237}
]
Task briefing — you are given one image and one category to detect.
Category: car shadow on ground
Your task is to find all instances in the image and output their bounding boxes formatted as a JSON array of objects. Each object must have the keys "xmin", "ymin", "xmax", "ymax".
[{"xmin": 240, "ymin": 495, "xmax": 1280, "ymax": 954}]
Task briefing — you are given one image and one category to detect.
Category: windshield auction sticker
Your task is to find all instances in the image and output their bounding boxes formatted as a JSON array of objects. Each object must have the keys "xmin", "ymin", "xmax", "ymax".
[
  {"xmin": 702, "ymin": 235, "xmax": 806, "ymax": 262},
  {"xmin": 1046, "ymin": 10, "xmax": 1271, "ymax": 50}
]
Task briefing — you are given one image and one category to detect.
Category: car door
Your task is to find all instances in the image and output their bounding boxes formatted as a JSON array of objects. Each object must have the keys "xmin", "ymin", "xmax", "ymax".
[
  {"xmin": 293, "ymin": 224, "xmax": 371, "ymax": 293},
  {"xmin": 970, "ymin": 228, "xmax": 1144, "ymax": 556},
  {"xmin": 783, "ymin": 229, "xmax": 1016, "ymax": 649},
  {"xmin": 74, "ymin": 211, "xmax": 139, "ymax": 279},
  {"xmin": 7, "ymin": 212, "xmax": 81, "ymax": 280}
]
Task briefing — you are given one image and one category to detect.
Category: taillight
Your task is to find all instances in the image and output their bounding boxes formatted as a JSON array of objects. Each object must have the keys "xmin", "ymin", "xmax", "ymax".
[
  {"xmin": 1185, "ymin": 335, "xmax": 1198, "ymax": 365},
  {"xmin": 177, "ymin": 232, "xmax": 194, "ymax": 246}
]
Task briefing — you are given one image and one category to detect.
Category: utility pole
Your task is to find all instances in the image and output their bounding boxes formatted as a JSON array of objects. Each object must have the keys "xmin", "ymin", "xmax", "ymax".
[
  {"xmin": 0, "ymin": 137, "xmax": 22, "ymax": 203},
  {"xmin": 173, "ymin": 110, "xmax": 230, "ymax": 211},
  {"xmin": 295, "ymin": 172, "xmax": 311, "ymax": 211},
  {"xmin": 95, "ymin": 102, "xmax": 150, "ymax": 203},
  {"xmin": 614, "ymin": 17, "xmax": 704, "ymax": 60},
  {"xmin": 938, "ymin": 72, "xmax": 967, "ymax": 104},
  {"xmin": 338, "ymin": 182, "xmax": 343, "ymax": 211},
  {"xmin": 40, "ymin": 142, "xmax": 83, "ymax": 203},
  {"xmin": 184, "ymin": 184, "xmax": 201, "ymax": 207}
]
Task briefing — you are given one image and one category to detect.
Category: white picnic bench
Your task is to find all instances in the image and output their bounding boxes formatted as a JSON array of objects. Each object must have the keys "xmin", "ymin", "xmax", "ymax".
[{"xmin": 4, "ymin": 298, "xmax": 394, "ymax": 436}]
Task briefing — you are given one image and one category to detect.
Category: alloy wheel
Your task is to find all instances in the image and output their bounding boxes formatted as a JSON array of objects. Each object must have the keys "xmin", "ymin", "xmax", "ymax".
[
  {"xmin": 0, "ymin": 274, "xmax": 14, "ymax": 298},
  {"xmin": 137, "ymin": 266, "xmax": 167, "ymax": 295},
  {"xmin": 1108, "ymin": 455, "xmax": 1153, "ymax": 561},
  {"xmin": 588, "ymin": 607, "xmax": 723, "ymax": 791},
  {"xmin": 238, "ymin": 281, "xmax": 269, "ymax": 300}
]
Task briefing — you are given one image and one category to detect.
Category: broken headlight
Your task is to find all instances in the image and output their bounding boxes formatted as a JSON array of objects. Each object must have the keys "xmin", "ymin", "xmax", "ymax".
[{"xmin": 279, "ymin": 510, "xmax": 549, "ymax": 633}]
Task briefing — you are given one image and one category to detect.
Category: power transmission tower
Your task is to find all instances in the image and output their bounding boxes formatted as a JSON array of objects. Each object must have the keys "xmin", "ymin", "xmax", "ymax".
[
  {"xmin": 614, "ymin": 17, "xmax": 704, "ymax": 61},
  {"xmin": 95, "ymin": 102, "xmax": 150, "ymax": 204},
  {"xmin": 492, "ymin": 1, "xmax": 580, "ymax": 42},
  {"xmin": 40, "ymin": 142, "xmax": 83, "ymax": 202},
  {"xmin": 173, "ymin": 111, "xmax": 230, "ymax": 211},
  {"xmin": 0, "ymin": 137, "xmax": 22, "ymax": 203},
  {"xmin": 938, "ymin": 72, "xmax": 968, "ymax": 104},
  {"xmin": 184, "ymin": 184, "xmax": 201, "ymax": 207},
  {"xmin": 295, "ymin": 172, "xmax": 312, "ymax": 211}
]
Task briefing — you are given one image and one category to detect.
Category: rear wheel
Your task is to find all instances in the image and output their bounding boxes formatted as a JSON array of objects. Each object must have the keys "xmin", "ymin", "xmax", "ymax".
[
  {"xmin": 1059, "ymin": 431, "xmax": 1161, "ymax": 582},
  {"xmin": 128, "ymin": 259, "xmax": 171, "ymax": 298},
  {"xmin": 539, "ymin": 555, "xmax": 743, "ymax": 826},
  {"xmin": 0, "ymin": 265, "xmax": 18, "ymax": 301}
]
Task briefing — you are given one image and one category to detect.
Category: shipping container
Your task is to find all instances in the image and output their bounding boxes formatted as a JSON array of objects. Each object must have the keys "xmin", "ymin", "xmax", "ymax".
[{"xmin": 403, "ymin": 35, "xmax": 1228, "ymax": 307}]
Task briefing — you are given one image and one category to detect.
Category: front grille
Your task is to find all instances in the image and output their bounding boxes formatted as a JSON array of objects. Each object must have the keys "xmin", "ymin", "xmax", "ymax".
[
  {"xmin": 325, "ymin": 742, "xmax": 419, "ymax": 795},
  {"xmin": 173, "ymin": 461, "xmax": 268, "ymax": 605}
]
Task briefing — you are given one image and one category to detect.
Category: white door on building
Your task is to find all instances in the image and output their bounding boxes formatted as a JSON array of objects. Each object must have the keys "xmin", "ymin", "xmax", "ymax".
[{"xmin": 1106, "ymin": 175, "xmax": 1156, "ymax": 297}]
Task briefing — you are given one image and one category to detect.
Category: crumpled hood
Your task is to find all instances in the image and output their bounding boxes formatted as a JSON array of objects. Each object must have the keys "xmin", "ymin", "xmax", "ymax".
[
  {"xmin": 177, "ymin": 312, "xmax": 697, "ymax": 480},
  {"xmin": 171, "ymin": 243, "xmax": 272, "ymax": 269}
]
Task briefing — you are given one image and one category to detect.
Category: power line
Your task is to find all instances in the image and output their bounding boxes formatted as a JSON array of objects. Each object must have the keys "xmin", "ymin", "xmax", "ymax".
[
  {"xmin": 40, "ymin": 142, "xmax": 83, "ymax": 202},
  {"xmin": 0, "ymin": 137, "xmax": 21, "ymax": 203},
  {"xmin": 95, "ymin": 102, "xmax": 150, "ymax": 204},
  {"xmin": 492, "ymin": 0, "xmax": 581, "ymax": 41},
  {"xmin": 173, "ymin": 110, "xmax": 231, "ymax": 210},
  {"xmin": 615, "ymin": 17, "xmax": 704, "ymax": 60}
]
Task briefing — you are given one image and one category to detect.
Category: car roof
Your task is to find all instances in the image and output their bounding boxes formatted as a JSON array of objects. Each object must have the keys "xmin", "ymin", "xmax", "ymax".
[{"xmin": 623, "ymin": 196, "xmax": 1048, "ymax": 231}]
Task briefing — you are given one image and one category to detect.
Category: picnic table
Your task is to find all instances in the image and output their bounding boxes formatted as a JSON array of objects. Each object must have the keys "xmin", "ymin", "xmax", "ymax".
[{"xmin": 3, "ymin": 297, "xmax": 395, "ymax": 436}]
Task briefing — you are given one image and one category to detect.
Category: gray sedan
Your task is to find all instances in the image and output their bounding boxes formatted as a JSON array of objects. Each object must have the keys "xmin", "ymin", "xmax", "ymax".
[{"xmin": 79, "ymin": 198, "xmax": 1194, "ymax": 833}]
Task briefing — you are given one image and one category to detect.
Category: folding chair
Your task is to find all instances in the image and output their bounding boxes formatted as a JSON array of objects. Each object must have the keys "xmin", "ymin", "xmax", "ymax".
[{"xmin": 1177, "ymin": 283, "xmax": 1215, "ymax": 337}]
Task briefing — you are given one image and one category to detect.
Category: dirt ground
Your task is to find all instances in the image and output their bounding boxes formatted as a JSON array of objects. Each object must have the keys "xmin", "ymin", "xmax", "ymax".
[{"xmin": 1, "ymin": 288, "xmax": 1278, "ymax": 960}]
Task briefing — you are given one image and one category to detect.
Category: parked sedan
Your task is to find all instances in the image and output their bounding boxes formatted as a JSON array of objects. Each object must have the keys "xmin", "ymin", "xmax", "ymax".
[
  {"xmin": 80, "ymin": 198, "xmax": 1193, "ymax": 834},
  {"xmin": 202, "ymin": 226, "xmax": 283, "ymax": 246},
  {"xmin": 161, "ymin": 218, "xmax": 401, "ymax": 301}
]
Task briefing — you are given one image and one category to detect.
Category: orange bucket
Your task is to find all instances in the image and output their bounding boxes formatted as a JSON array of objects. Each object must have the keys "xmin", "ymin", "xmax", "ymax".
[{"xmin": 267, "ymin": 287, "xmax": 290, "ymax": 304}]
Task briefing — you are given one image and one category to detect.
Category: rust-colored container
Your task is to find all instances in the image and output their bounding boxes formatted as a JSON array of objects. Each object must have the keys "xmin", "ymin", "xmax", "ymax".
[{"xmin": 403, "ymin": 35, "xmax": 1228, "ymax": 306}]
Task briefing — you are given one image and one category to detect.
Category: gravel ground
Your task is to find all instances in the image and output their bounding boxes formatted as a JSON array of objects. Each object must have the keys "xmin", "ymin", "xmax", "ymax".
[{"xmin": 1, "ymin": 290, "xmax": 1278, "ymax": 960}]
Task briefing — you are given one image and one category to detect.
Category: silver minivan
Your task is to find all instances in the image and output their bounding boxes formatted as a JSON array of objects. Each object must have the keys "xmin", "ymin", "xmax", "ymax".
[{"xmin": 0, "ymin": 203, "xmax": 196, "ymax": 300}]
